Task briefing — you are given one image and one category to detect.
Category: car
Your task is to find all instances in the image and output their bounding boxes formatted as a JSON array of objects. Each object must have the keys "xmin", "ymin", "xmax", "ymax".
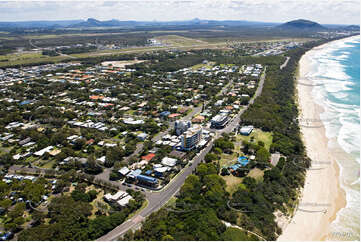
[
  {"xmin": 141, "ymin": 188, "xmax": 145, "ymax": 192},
  {"xmin": 135, "ymin": 187, "xmax": 139, "ymax": 190},
  {"xmin": 127, "ymin": 184, "xmax": 131, "ymax": 187}
]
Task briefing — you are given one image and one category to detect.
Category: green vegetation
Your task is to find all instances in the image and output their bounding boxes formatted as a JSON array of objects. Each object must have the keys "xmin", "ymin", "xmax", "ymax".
[
  {"xmin": 17, "ymin": 180, "xmax": 145, "ymax": 240},
  {"xmin": 123, "ymin": 163, "xmax": 258, "ymax": 241},
  {"xmin": 237, "ymin": 129, "xmax": 273, "ymax": 151}
]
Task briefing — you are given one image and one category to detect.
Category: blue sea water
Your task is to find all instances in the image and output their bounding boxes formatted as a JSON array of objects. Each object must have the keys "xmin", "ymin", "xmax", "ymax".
[{"xmin": 308, "ymin": 35, "xmax": 360, "ymax": 241}]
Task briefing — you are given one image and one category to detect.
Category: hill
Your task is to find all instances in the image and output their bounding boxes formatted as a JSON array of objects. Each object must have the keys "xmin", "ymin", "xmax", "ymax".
[
  {"xmin": 68, "ymin": 18, "xmax": 140, "ymax": 28},
  {"xmin": 344, "ymin": 25, "xmax": 360, "ymax": 31},
  {"xmin": 0, "ymin": 19, "xmax": 83, "ymax": 29},
  {"xmin": 276, "ymin": 19, "xmax": 326, "ymax": 31},
  {"xmin": 0, "ymin": 18, "xmax": 277, "ymax": 30}
]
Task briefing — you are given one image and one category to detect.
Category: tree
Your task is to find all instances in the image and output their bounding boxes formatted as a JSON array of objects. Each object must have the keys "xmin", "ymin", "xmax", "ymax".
[
  {"xmin": 71, "ymin": 190, "xmax": 90, "ymax": 202},
  {"xmin": 87, "ymin": 190, "xmax": 98, "ymax": 202},
  {"xmin": 73, "ymin": 138, "xmax": 86, "ymax": 150},
  {"xmin": 8, "ymin": 202, "xmax": 26, "ymax": 220},
  {"xmin": 204, "ymin": 153, "xmax": 218, "ymax": 163},
  {"xmin": 85, "ymin": 155, "xmax": 103, "ymax": 174},
  {"xmin": 161, "ymin": 234, "xmax": 175, "ymax": 241},
  {"xmin": 256, "ymin": 147, "xmax": 270, "ymax": 169},
  {"xmin": 221, "ymin": 227, "xmax": 256, "ymax": 241},
  {"xmin": 220, "ymin": 167, "xmax": 229, "ymax": 176},
  {"xmin": 213, "ymin": 147, "xmax": 222, "ymax": 154},
  {"xmin": 22, "ymin": 181, "xmax": 46, "ymax": 204},
  {"xmin": 196, "ymin": 163, "xmax": 217, "ymax": 179},
  {"xmin": 258, "ymin": 141, "xmax": 265, "ymax": 147},
  {"xmin": 31, "ymin": 210, "xmax": 46, "ymax": 226}
]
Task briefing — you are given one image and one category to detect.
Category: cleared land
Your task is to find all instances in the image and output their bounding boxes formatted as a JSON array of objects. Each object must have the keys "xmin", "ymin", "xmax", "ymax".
[
  {"xmin": 0, "ymin": 52, "xmax": 68, "ymax": 67},
  {"xmin": 236, "ymin": 129, "xmax": 273, "ymax": 151},
  {"xmin": 223, "ymin": 175, "xmax": 243, "ymax": 195},
  {"xmin": 190, "ymin": 61, "xmax": 216, "ymax": 70},
  {"xmin": 154, "ymin": 35, "xmax": 208, "ymax": 46},
  {"xmin": 0, "ymin": 32, "xmax": 310, "ymax": 68},
  {"xmin": 101, "ymin": 60, "xmax": 145, "ymax": 68}
]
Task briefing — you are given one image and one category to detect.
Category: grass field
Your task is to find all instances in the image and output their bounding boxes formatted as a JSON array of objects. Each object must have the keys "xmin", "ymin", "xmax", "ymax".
[
  {"xmin": 0, "ymin": 36, "xmax": 228, "ymax": 67},
  {"xmin": 40, "ymin": 160, "xmax": 56, "ymax": 169},
  {"xmin": 223, "ymin": 175, "xmax": 243, "ymax": 195},
  {"xmin": 247, "ymin": 168, "xmax": 264, "ymax": 182},
  {"xmin": 154, "ymin": 35, "xmax": 208, "ymax": 46},
  {"xmin": 89, "ymin": 188, "xmax": 109, "ymax": 219},
  {"xmin": 190, "ymin": 61, "xmax": 216, "ymax": 70},
  {"xmin": 0, "ymin": 52, "xmax": 42, "ymax": 61},
  {"xmin": 0, "ymin": 52, "xmax": 68, "ymax": 67},
  {"xmin": 219, "ymin": 152, "xmax": 239, "ymax": 168},
  {"xmin": 236, "ymin": 129, "xmax": 273, "ymax": 151}
]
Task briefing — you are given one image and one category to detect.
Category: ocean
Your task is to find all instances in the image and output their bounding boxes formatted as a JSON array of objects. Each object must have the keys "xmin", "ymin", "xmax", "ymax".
[{"xmin": 307, "ymin": 35, "xmax": 360, "ymax": 241}]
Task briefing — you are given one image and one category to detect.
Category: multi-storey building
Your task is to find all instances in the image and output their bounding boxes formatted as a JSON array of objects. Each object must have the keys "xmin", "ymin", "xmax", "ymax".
[
  {"xmin": 181, "ymin": 125, "xmax": 202, "ymax": 150},
  {"xmin": 174, "ymin": 120, "xmax": 191, "ymax": 136}
]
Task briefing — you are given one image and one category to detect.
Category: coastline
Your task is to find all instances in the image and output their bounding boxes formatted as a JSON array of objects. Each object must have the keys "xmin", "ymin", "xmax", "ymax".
[{"xmin": 277, "ymin": 40, "xmax": 348, "ymax": 241}]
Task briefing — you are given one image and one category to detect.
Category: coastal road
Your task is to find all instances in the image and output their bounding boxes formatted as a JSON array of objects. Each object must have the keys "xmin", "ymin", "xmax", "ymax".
[{"xmin": 97, "ymin": 67, "xmax": 267, "ymax": 241}]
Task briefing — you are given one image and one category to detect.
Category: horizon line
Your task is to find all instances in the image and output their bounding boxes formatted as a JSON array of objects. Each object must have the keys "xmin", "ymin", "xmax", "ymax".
[{"xmin": 0, "ymin": 18, "xmax": 357, "ymax": 26}]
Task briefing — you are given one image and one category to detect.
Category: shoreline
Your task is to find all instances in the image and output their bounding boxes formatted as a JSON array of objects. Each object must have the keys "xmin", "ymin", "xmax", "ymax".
[{"xmin": 278, "ymin": 39, "xmax": 349, "ymax": 241}]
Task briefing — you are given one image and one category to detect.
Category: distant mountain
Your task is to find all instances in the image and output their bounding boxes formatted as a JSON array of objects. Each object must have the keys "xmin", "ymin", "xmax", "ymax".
[
  {"xmin": 344, "ymin": 25, "xmax": 360, "ymax": 31},
  {"xmin": 68, "ymin": 18, "xmax": 138, "ymax": 28},
  {"xmin": 276, "ymin": 19, "xmax": 326, "ymax": 31},
  {"xmin": 0, "ymin": 18, "xmax": 279, "ymax": 30},
  {"xmin": 0, "ymin": 20, "xmax": 83, "ymax": 29}
]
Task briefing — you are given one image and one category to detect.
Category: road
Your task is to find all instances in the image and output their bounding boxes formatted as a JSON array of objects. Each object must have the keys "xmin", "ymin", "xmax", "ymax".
[{"xmin": 97, "ymin": 68, "xmax": 267, "ymax": 241}]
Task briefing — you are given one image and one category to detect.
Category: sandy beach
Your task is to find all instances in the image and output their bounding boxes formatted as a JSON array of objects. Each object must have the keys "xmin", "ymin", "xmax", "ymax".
[{"xmin": 277, "ymin": 44, "xmax": 347, "ymax": 241}]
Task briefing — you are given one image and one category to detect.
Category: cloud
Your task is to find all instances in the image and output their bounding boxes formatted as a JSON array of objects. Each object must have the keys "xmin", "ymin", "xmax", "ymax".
[{"xmin": 0, "ymin": 0, "xmax": 359, "ymax": 24}]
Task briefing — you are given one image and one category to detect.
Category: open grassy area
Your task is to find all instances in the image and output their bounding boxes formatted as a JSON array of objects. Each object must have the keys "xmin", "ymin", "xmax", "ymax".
[
  {"xmin": 219, "ymin": 132, "xmax": 270, "ymax": 194},
  {"xmin": 89, "ymin": 187, "xmax": 107, "ymax": 219},
  {"xmin": 0, "ymin": 37, "xmax": 228, "ymax": 68},
  {"xmin": 40, "ymin": 160, "xmax": 56, "ymax": 169},
  {"xmin": 0, "ymin": 52, "xmax": 68, "ymax": 67},
  {"xmin": 154, "ymin": 35, "xmax": 208, "ymax": 46},
  {"xmin": 222, "ymin": 175, "xmax": 243, "ymax": 195},
  {"xmin": 236, "ymin": 129, "xmax": 273, "ymax": 151},
  {"xmin": 247, "ymin": 168, "xmax": 264, "ymax": 182},
  {"xmin": 0, "ymin": 145, "xmax": 11, "ymax": 155},
  {"xmin": 0, "ymin": 52, "xmax": 42, "ymax": 61},
  {"xmin": 190, "ymin": 61, "xmax": 216, "ymax": 70},
  {"xmin": 219, "ymin": 152, "xmax": 239, "ymax": 168}
]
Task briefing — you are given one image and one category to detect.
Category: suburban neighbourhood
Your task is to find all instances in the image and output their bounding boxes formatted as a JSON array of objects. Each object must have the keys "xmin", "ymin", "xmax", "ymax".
[
  {"xmin": 0, "ymin": 46, "xmax": 273, "ymax": 239},
  {"xmin": 0, "ymin": 9, "xmax": 358, "ymax": 241}
]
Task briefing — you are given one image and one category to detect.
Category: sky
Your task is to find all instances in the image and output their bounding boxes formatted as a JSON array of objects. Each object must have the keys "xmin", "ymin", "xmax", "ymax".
[{"xmin": 0, "ymin": 0, "xmax": 359, "ymax": 25}]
